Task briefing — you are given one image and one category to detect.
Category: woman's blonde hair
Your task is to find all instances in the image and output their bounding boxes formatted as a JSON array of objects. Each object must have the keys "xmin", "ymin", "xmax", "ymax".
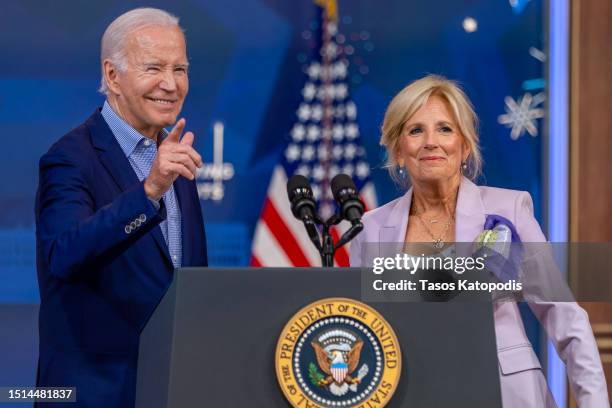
[{"xmin": 380, "ymin": 74, "xmax": 482, "ymax": 185}]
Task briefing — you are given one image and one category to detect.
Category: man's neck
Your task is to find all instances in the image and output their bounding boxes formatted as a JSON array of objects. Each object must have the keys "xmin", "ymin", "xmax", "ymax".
[{"xmin": 106, "ymin": 96, "xmax": 159, "ymax": 141}]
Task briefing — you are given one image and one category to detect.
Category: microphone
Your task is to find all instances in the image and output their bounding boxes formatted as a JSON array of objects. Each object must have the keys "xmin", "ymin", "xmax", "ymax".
[
  {"xmin": 286, "ymin": 175, "xmax": 321, "ymax": 250},
  {"xmin": 331, "ymin": 174, "xmax": 365, "ymax": 225}
]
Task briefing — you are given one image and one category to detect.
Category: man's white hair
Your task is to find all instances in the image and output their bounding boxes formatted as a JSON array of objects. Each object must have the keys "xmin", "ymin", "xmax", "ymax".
[{"xmin": 99, "ymin": 8, "xmax": 182, "ymax": 95}]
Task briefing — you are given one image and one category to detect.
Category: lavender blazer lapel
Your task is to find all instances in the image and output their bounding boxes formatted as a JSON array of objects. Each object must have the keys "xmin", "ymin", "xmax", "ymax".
[
  {"xmin": 455, "ymin": 177, "xmax": 486, "ymax": 255},
  {"xmin": 377, "ymin": 189, "xmax": 412, "ymax": 257}
]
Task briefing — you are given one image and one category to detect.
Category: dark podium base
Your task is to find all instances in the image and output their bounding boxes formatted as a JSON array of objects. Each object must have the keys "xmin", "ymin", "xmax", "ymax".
[{"xmin": 136, "ymin": 268, "xmax": 501, "ymax": 408}]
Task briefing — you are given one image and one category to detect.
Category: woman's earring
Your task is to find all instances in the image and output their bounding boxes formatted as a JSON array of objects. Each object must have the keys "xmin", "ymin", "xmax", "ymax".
[
  {"xmin": 461, "ymin": 161, "xmax": 468, "ymax": 172},
  {"xmin": 398, "ymin": 165, "xmax": 407, "ymax": 179}
]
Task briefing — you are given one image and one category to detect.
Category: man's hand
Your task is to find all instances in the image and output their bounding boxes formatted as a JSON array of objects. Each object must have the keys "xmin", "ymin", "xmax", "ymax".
[{"xmin": 144, "ymin": 118, "xmax": 203, "ymax": 201}]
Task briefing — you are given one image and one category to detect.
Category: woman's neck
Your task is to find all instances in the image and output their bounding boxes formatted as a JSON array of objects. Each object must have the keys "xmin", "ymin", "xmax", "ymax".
[{"xmin": 410, "ymin": 174, "xmax": 461, "ymax": 216}]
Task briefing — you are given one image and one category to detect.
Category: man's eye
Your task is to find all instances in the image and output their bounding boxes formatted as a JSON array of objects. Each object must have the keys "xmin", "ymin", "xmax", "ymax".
[
  {"xmin": 146, "ymin": 66, "xmax": 160, "ymax": 72},
  {"xmin": 175, "ymin": 67, "xmax": 187, "ymax": 73}
]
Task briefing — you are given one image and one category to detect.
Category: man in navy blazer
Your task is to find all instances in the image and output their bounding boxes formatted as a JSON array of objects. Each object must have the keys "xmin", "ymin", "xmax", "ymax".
[{"xmin": 35, "ymin": 8, "xmax": 207, "ymax": 407}]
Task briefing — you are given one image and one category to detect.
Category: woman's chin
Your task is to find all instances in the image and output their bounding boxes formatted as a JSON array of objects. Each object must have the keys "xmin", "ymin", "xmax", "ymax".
[{"xmin": 414, "ymin": 170, "xmax": 459, "ymax": 184}]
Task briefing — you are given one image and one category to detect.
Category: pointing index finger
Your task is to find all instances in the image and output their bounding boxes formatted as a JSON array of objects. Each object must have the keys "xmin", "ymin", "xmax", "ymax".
[{"xmin": 165, "ymin": 118, "xmax": 185, "ymax": 144}]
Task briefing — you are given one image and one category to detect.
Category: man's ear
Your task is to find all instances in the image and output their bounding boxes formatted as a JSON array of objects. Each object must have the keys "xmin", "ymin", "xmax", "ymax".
[{"xmin": 103, "ymin": 60, "xmax": 122, "ymax": 96}]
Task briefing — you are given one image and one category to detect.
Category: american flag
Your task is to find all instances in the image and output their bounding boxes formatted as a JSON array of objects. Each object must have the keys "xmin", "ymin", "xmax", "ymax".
[{"xmin": 250, "ymin": 0, "xmax": 377, "ymax": 267}]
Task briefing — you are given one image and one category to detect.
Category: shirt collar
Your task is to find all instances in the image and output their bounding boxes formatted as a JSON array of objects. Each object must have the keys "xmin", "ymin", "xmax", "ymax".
[{"xmin": 101, "ymin": 101, "xmax": 169, "ymax": 157}]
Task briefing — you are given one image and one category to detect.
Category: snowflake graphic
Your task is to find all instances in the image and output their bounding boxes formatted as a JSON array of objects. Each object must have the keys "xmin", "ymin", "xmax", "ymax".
[{"xmin": 498, "ymin": 92, "xmax": 545, "ymax": 140}]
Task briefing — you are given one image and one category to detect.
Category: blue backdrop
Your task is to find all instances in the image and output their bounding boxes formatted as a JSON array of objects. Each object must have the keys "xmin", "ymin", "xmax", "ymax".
[{"xmin": 0, "ymin": 0, "xmax": 545, "ymax": 399}]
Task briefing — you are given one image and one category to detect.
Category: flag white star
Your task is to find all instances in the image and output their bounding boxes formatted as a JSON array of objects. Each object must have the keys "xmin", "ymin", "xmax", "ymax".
[
  {"xmin": 296, "ymin": 164, "xmax": 311, "ymax": 178},
  {"xmin": 302, "ymin": 145, "xmax": 316, "ymax": 161},
  {"xmin": 335, "ymin": 84, "xmax": 348, "ymax": 100},
  {"xmin": 334, "ymin": 104, "xmax": 345, "ymax": 119},
  {"xmin": 329, "ymin": 164, "xmax": 340, "ymax": 178},
  {"xmin": 356, "ymin": 161, "xmax": 370, "ymax": 179},
  {"xmin": 302, "ymin": 83, "xmax": 316, "ymax": 101},
  {"xmin": 291, "ymin": 124, "xmax": 305, "ymax": 142},
  {"xmin": 297, "ymin": 103, "xmax": 311, "ymax": 122},
  {"xmin": 333, "ymin": 61, "xmax": 347, "ymax": 80},
  {"xmin": 285, "ymin": 144, "xmax": 301, "ymax": 162},
  {"xmin": 322, "ymin": 42, "xmax": 337, "ymax": 59},
  {"xmin": 332, "ymin": 124, "xmax": 344, "ymax": 141},
  {"xmin": 345, "ymin": 102, "xmax": 357, "ymax": 120},
  {"xmin": 311, "ymin": 184, "xmax": 321, "ymax": 200},
  {"xmin": 344, "ymin": 143, "xmax": 357, "ymax": 160},
  {"xmin": 311, "ymin": 104, "xmax": 323, "ymax": 122},
  {"xmin": 332, "ymin": 145, "xmax": 344, "ymax": 160},
  {"xmin": 317, "ymin": 85, "xmax": 333, "ymax": 101},
  {"xmin": 307, "ymin": 63, "xmax": 321, "ymax": 80},
  {"xmin": 306, "ymin": 125, "xmax": 320, "ymax": 142},
  {"xmin": 342, "ymin": 163, "xmax": 354, "ymax": 177},
  {"xmin": 312, "ymin": 164, "xmax": 325, "ymax": 181},
  {"xmin": 345, "ymin": 123, "xmax": 359, "ymax": 139}
]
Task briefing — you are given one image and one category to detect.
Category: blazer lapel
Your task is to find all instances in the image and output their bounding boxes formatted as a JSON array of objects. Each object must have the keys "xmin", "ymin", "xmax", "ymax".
[
  {"xmin": 455, "ymin": 177, "xmax": 486, "ymax": 255},
  {"xmin": 87, "ymin": 110, "xmax": 171, "ymax": 264},
  {"xmin": 378, "ymin": 189, "xmax": 412, "ymax": 256},
  {"xmin": 88, "ymin": 110, "xmax": 140, "ymax": 192}
]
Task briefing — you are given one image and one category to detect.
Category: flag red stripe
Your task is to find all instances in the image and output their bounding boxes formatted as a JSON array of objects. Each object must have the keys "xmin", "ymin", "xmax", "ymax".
[
  {"xmin": 262, "ymin": 198, "xmax": 312, "ymax": 266},
  {"xmin": 360, "ymin": 194, "xmax": 370, "ymax": 212},
  {"xmin": 331, "ymin": 228, "xmax": 349, "ymax": 266},
  {"xmin": 250, "ymin": 254, "xmax": 262, "ymax": 267}
]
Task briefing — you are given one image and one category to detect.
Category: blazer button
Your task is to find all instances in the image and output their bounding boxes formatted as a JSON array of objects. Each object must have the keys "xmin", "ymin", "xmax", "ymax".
[
  {"xmin": 135, "ymin": 219, "xmax": 142, "ymax": 227},
  {"xmin": 139, "ymin": 214, "xmax": 147, "ymax": 222},
  {"xmin": 125, "ymin": 225, "xmax": 132, "ymax": 234}
]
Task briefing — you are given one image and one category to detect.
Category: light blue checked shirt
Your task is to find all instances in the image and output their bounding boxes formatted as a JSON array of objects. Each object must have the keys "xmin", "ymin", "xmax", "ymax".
[{"xmin": 101, "ymin": 101, "xmax": 182, "ymax": 268}]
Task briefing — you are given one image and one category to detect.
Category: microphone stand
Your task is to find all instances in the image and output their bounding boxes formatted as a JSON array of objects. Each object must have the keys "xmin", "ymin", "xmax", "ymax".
[
  {"xmin": 320, "ymin": 214, "xmax": 341, "ymax": 267},
  {"xmin": 304, "ymin": 213, "xmax": 363, "ymax": 267}
]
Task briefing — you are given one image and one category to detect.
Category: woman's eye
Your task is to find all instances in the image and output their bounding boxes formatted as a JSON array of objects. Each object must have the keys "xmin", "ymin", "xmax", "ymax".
[
  {"xmin": 408, "ymin": 128, "xmax": 422, "ymax": 136},
  {"xmin": 439, "ymin": 126, "xmax": 452, "ymax": 133}
]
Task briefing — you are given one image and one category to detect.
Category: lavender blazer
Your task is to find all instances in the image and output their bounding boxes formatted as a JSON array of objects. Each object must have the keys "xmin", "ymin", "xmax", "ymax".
[{"xmin": 349, "ymin": 177, "xmax": 609, "ymax": 407}]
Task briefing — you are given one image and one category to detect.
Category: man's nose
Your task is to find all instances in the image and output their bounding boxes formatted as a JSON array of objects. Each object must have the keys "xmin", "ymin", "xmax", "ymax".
[{"xmin": 159, "ymin": 69, "xmax": 177, "ymax": 92}]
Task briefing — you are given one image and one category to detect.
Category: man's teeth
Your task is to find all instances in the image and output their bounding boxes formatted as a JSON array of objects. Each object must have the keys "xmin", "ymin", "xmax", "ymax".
[{"xmin": 151, "ymin": 99, "xmax": 174, "ymax": 104}]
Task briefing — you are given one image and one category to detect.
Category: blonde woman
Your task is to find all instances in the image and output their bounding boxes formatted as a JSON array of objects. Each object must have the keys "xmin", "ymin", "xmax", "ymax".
[{"xmin": 349, "ymin": 75, "xmax": 608, "ymax": 407}]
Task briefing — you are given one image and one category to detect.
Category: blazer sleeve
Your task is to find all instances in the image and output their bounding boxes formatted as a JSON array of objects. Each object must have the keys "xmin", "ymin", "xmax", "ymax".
[
  {"xmin": 36, "ymin": 149, "xmax": 167, "ymax": 281},
  {"xmin": 515, "ymin": 192, "xmax": 609, "ymax": 407},
  {"xmin": 348, "ymin": 226, "xmax": 363, "ymax": 267}
]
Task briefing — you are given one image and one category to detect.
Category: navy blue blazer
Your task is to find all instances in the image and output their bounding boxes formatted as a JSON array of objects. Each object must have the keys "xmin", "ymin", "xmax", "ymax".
[{"xmin": 35, "ymin": 109, "xmax": 207, "ymax": 407}]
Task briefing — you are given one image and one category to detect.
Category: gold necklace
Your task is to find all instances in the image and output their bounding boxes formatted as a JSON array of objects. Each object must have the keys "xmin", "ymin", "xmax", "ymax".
[{"xmin": 413, "ymin": 213, "xmax": 454, "ymax": 249}]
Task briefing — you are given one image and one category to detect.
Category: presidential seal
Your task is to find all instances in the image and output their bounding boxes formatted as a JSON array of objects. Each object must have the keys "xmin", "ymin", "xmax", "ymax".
[{"xmin": 275, "ymin": 298, "xmax": 401, "ymax": 408}]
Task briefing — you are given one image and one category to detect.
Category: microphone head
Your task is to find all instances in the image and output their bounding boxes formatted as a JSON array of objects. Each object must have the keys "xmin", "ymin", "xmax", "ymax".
[
  {"xmin": 331, "ymin": 174, "xmax": 364, "ymax": 222},
  {"xmin": 287, "ymin": 175, "xmax": 313, "ymax": 201},
  {"xmin": 331, "ymin": 174, "xmax": 357, "ymax": 201},
  {"xmin": 286, "ymin": 175, "xmax": 316, "ymax": 221}
]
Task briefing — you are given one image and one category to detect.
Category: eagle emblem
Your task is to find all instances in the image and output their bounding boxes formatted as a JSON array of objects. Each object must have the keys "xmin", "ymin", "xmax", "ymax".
[
  {"xmin": 275, "ymin": 298, "xmax": 401, "ymax": 407},
  {"xmin": 309, "ymin": 329, "xmax": 369, "ymax": 396}
]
